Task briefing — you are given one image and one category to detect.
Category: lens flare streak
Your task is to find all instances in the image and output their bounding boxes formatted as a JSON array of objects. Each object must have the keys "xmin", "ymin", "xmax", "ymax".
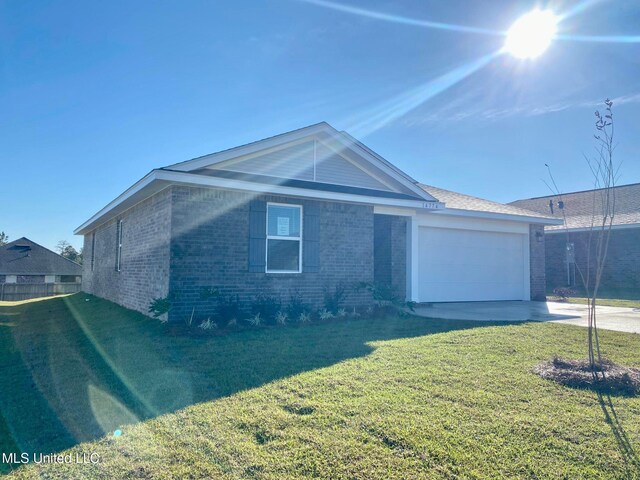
[
  {"xmin": 300, "ymin": 0, "xmax": 503, "ymax": 36},
  {"xmin": 300, "ymin": 0, "xmax": 640, "ymax": 46},
  {"xmin": 346, "ymin": 50, "xmax": 501, "ymax": 138}
]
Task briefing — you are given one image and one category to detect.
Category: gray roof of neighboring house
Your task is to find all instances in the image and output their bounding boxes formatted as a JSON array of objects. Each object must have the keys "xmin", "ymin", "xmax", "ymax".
[
  {"xmin": 0, "ymin": 237, "xmax": 83, "ymax": 276},
  {"xmin": 509, "ymin": 183, "xmax": 640, "ymax": 231},
  {"xmin": 419, "ymin": 184, "xmax": 557, "ymax": 220}
]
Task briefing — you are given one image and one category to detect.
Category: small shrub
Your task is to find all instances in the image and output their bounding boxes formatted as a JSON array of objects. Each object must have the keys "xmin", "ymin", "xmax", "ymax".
[
  {"xmin": 198, "ymin": 318, "xmax": 217, "ymax": 331},
  {"xmin": 216, "ymin": 294, "xmax": 243, "ymax": 323},
  {"xmin": 227, "ymin": 317, "xmax": 237, "ymax": 328},
  {"xmin": 553, "ymin": 287, "xmax": 576, "ymax": 301},
  {"xmin": 275, "ymin": 311, "xmax": 288, "ymax": 326},
  {"xmin": 336, "ymin": 308, "xmax": 347, "ymax": 318},
  {"xmin": 319, "ymin": 309, "xmax": 334, "ymax": 321},
  {"xmin": 148, "ymin": 296, "xmax": 172, "ymax": 319},
  {"xmin": 323, "ymin": 283, "xmax": 347, "ymax": 314},
  {"xmin": 298, "ymin": 312, "xmax": 311, "ymax": 324},
  {"xmin": 251, "ymin": 294, "xmax": 281, "ymax": 325},
  {"xmin": 350, "ymin": 307, "xmax": 361, "ymax": 318},
  {"xmin": 247, "ymin": 312, "xmax": 262, "ymax": 327},
  {"xmin": 357, "ymin": 282, "xmax": 416, "ymax": 315},
  {"xmin": 287, "ymin": 291, "xmax": 310, "ymax": 320},
  {"xmin": 199, "ymin": 286, "xmax": 220, "ymax": 301}
]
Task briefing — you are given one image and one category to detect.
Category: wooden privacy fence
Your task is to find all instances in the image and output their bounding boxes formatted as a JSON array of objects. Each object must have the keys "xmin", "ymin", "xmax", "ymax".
[{"xmin": 0, "ymin": 283, "xmax": 81, "ymax": 301}]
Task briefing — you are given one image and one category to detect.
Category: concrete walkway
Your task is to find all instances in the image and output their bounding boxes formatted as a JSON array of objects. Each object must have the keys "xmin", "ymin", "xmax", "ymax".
[{"xmin": 413, "ymin": 301, "xmax": 640, "ymax": 334}]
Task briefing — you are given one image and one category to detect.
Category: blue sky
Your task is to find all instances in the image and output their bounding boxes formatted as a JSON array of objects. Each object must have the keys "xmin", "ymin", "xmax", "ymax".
[{"xmin": 1, "ymin": 0, "xmax": 639, "ymax": 250}]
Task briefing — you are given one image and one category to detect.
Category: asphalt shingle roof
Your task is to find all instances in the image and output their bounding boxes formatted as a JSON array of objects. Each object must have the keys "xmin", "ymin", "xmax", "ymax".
[
  {"xmin": 419, "ymin": 184, "xmax": 556, "ymax": 219},
  {"xmin": 509, "ymin": 183, "xmax": 640, "ymax": 231},
  {"xmin": 0, "ymin": 237, "xmax": 83, "ymax": 276}
]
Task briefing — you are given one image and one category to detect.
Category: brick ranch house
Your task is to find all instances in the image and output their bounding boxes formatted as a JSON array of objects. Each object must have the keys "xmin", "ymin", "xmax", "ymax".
[
  {"xmin": 510, "ymin": 182, "xmax": 640, "ymax": 298},
  {"xmin": 0, "ymin": 237, "xmax": 82, "ymax": 301},
  {"xmin": 75, "ymin": 123, "xmax": 560, "ymax": 322}
]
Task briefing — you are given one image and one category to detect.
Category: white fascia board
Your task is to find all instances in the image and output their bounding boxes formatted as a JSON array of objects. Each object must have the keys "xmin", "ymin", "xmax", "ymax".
[
  {"xmin": 159, "ymin": 170, "xmax": 430, "ymax": 208},
  {"xmin": 373, "ymin": 206, "xmax": 417, "ymax": 216},
  {"xmin": 430, "ymin": 207, "xmax": 564, "ymax": 225},
  {"xmin": 75, "ymin": 169, "xmax": 433, "ymax": 235},
  {"xmin": 74, "ymin": 171, "xmax": 159, "ymax": 235},
  {"xmin": 166, "ymin": 123, "xmax": 332, "ymax": 172},
  {"xmin": 545, "ymin": 223, "xmax": 640, "ymax": 234}
]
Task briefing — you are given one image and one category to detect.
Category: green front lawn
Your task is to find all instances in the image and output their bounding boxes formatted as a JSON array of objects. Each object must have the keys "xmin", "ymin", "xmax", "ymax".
[{"xmin": 1, "ymin": 294, "xmax": 639, "ymax": 479}]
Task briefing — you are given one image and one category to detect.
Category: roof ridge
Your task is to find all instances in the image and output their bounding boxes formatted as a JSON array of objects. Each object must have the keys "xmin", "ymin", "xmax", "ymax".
[{"xmin": 511, "ymin": 181, "xmax": 640, "ymax": 202}]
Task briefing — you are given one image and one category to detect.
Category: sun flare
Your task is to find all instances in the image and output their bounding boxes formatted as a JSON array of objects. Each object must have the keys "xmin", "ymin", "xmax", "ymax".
[{"xmin": 505, "ymin": 9, "xmax": 558, "ymax": 59}]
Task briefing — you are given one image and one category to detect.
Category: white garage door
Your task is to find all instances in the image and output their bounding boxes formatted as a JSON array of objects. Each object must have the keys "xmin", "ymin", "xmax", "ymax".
[{"xmin": 418, "ymin": 227, "xmax": 528, "ymax": 302}]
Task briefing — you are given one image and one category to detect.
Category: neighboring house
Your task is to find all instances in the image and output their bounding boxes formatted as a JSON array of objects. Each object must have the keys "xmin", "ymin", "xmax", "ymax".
[
  {"xmin": 510, "ymin": 183, "xmax": 640, "ymax": 297},
  {"xmin": 0, "ymin": 237, "xmax": 82, "ymax": 301},
  {"xmin": 75, "ymin": 123, "xmax": 559, "ymax": 322}
]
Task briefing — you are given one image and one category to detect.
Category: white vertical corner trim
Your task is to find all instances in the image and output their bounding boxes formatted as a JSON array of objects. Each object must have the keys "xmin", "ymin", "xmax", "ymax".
[
  {"xmin": 44, "ymin": 275, "xmax": 55, "ymax": 284},
  {"xmin": 523, "ymin": 233, "xmax": 531, "ymax": 301},
  {"xmin": 5, "ymin": 275, "xmax": 17, "ymax": 284},
  {"xmin": 406, "ymin": 216, "xmax": 420, "ymax": 302}
]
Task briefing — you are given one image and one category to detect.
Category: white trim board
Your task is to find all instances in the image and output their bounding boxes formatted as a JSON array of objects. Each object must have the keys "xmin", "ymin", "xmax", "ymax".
[
  {"xmin": 431, "ymin": 207, "xmax": 563, "ymax": 226},
  {"xmin": 74, "ymin": 169, "xmax": 439, "ymax": 235}
]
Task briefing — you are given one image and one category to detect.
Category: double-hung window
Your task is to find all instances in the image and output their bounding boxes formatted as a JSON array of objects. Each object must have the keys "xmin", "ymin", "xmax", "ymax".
[{"xmin": 266, "ymin": 203, "xmax": 302, "ymax": 273}]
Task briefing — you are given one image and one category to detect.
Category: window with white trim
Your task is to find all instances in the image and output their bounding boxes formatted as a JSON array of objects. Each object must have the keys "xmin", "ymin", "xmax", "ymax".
[
  {"xmin": 266, "ymin": 203, "xmax": 302, "ymax": 273},
  {"xmin": 116, "ymin": 220, "xmax": 123, "ymax": 272}
]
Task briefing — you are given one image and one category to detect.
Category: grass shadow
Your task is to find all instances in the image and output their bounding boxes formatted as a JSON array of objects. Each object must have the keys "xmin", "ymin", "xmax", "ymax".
[
  {"xmin": 0, "ymin": 293, "xmax": 507, "ymax": 473},
  {"xmin": 597, "ymin": 391, "xmax": 640, "ymax": 477}
]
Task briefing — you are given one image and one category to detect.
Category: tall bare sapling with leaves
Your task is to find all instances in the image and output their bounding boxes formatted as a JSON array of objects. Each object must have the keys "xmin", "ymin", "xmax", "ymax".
[{"xmin": 546, "ymin": 99, "xmax": 617, "ymax": 369}]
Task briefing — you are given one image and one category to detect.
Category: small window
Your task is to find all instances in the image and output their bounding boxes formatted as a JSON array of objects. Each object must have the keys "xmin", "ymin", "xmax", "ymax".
[
  {"xmin": 59, "ymin": 275, "xmax": 78, "ymax": 283},
  {"xmin": 116, "ymin": 220, "xmax": 123, "ymax": 272},
  {"xmin": 266, "ymin": 204, "xmax": 302, "ymax": 273},
  {"xmin": 91, "ymin": 232, "xmax": 96, "ymax": 271}
]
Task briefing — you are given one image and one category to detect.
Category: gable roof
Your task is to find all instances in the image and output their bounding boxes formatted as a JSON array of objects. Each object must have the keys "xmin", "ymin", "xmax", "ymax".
[
  {"xmin": 0, "ymin": 238, "xmax": 83, "ymax": 276},
  {"xmin": 419, "ymin": 184, "xmax": 562, "ymax": 224},
  {"xmin": 163, "ymin": 122, "xmax": 434, "ymax": 201},
  {"xmin": 75, "ymin": 123, "xmax": 443, "ymax": 235},
  {"xmin": 509, "ymin": 183, "xmax": 640, "ymax": 231}
]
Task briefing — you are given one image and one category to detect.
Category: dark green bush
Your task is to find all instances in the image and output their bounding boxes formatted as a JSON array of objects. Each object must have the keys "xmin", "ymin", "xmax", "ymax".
[
  {"xmin": 323, "ymin": 283, "xmax": 347, "ymax": 314},
  {"xmin": 215, "ymin": 294, "xmax": 243, "ymax": 324},
  {"xmin": 251, "ymin": 294, "xmax": 281, "ymax": 325},
  {"xmin": 287, "ymin": 291, "xmax": 311, "ymax": 321},
  {"xmin": 148, "ymin": 296, "xmax": 173, "ymax": 318}
]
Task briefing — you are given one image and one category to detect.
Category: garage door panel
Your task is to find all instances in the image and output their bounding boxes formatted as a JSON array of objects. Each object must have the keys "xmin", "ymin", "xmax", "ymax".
[{"xmin": 418, "ymin": 226, "xmax": 527, "ymax": 302}]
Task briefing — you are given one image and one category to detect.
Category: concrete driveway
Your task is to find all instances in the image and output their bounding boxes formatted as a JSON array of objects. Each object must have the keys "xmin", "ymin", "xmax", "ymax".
[{"xmin": 413, "ymin": 301, "xmax": 640, "ymax": 334}]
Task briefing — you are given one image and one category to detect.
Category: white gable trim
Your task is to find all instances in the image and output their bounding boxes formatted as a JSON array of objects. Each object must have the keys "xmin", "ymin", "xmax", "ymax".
[
  {"xmin": 167, "ymin": 123, "xmax": 331, "ymax": 172},
  {"xmin": 164, "ymin": 122, "xmax": 437, "ymax": 203}
]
